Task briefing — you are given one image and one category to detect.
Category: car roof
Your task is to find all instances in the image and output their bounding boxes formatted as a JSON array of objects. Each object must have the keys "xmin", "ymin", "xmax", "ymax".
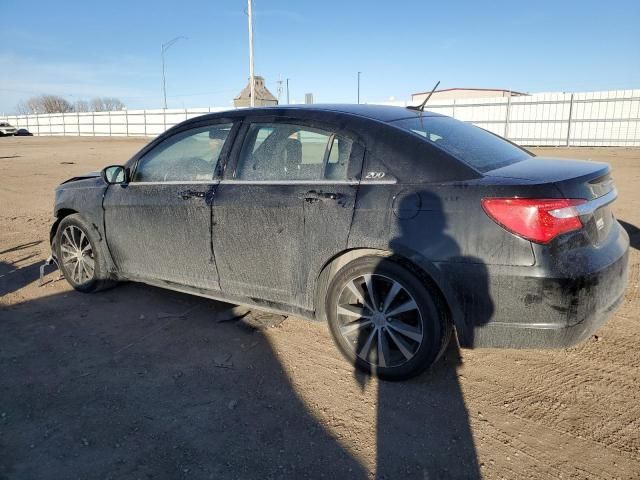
[
  {"xmin": 135, "ymin": 103, "xmax": 479, "ymax": 183},
  {"xmin": 202, "ymin": 104, "xmax": 445, "ymax": 124}
]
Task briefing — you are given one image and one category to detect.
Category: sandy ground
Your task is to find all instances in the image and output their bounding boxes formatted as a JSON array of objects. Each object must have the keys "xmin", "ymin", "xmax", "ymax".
[{"xmin": 1, "ymin": 136, "xmax": 639, "ymax": 479}]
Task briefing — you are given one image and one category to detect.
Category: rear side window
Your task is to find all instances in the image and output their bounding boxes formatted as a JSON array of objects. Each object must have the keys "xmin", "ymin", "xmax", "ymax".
[
  {"xmin": 235, "ymin": 123, "xmax": 352, "ymax": 181},
  {"xmin": 391, "ymin": 116, "xmax": 530, "ymax": 173}
]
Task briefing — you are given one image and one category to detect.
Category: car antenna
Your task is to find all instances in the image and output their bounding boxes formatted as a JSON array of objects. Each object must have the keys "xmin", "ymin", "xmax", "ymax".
[{"xmin": 407, "ymin": 80, "xmax": 440, "ymax": 112}]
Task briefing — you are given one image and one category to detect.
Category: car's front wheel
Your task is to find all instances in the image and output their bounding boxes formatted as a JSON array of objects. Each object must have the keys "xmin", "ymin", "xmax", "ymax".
[
  {"xmin": 325, "ymin": 256, "xmax": 451, "ymax": 380},
  {"xmin": 55, "ymin": 214, "xmax": 115, "ymax": 293}
]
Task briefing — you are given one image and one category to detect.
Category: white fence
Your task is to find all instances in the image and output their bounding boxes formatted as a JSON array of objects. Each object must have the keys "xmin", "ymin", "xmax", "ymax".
[
  {"xmin": 0, "ymin": 107, "xmax": 230, "ymax": 138},
  {"xmin": 418, "ymin": 89, "xmax": 640, "ymax": 147},
  {"xmin": 2, "ymin": 89, "xmax": 640, "ymax": 146},
  {"xmin": 420, "ymin": 90, "xmax": 640, "ymax": 147}
]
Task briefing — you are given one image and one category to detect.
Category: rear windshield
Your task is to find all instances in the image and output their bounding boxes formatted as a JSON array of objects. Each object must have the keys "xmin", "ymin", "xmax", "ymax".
[{"xmin": 391, "ymin": 116, "xmax": 531, "ymax": 173}]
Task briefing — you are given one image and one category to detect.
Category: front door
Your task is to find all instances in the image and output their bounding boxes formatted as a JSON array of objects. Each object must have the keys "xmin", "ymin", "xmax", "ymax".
[
  {"xmin": 212, "ymin": 119, "xmax": 363, "ymax": 308},
  {"xmin": 103, "ymin": 122, "xmax": 234, "ymax": 290}
]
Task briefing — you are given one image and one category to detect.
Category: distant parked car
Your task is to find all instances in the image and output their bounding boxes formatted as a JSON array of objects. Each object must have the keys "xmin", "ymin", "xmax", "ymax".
[
  {"xmin": 47, "ymin": 105, "xmax": 629, "ymax": 379},
  {"xmin": 0, "ymin": 122, "xmax": 17, "ymax": 136},
  {"xmin": 15, "ymin": 128, "xmax": 33, "ymax": 136}
]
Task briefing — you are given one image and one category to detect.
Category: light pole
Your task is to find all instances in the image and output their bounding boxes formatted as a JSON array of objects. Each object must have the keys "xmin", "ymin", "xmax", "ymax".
[
  {"xmin": 161, "ymin": 36, "xmax": 186, "ymax": 109},
  {"xmin": 357, "ymin": 71, "xmax": 361, "ymax": 104},
  {"xmin": 247, "ymin": 0, "xmax": 255, "ymax": 107},
  {"xmin": 286, "ymin": 78, "xmax": 290, "ymax": 104}
]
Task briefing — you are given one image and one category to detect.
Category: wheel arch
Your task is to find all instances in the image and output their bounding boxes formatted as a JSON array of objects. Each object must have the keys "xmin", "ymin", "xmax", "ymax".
[
  {"xmin": 313, "ymin": 247, "xmax": 463, "ymax": 340},
  {"xmin": 50, "ymin": 208, "xmax": 79, "ymax": 246},
  {"xmin": 51, "ymin": 208, "xmax": 117, "ymax": 278}
]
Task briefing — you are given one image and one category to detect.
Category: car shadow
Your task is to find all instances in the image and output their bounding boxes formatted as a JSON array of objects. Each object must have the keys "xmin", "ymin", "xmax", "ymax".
[
  {"xmin": 0, "ymin": 282, "xmax": 369, "ymax": 479},
  {"xmin": 618, "ymin": 220, "xmax": 639, "ymax": 250},
  {"xmin": 1, "ymin": 193, "xmax": 492, "ymax": 479},
  {"xmin": 353, "ymin": 190, "xmax": 492, "ymax": 478}
]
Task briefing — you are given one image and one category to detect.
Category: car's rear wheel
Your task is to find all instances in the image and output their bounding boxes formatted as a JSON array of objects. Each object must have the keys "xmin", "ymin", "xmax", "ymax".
[
  {"xmin": 325, "ymin": 256, "xmax": 450, "ymax": 380},
  {"xmin": 55, "ymin": 214, "xmax": 115, "ymax": 293}
]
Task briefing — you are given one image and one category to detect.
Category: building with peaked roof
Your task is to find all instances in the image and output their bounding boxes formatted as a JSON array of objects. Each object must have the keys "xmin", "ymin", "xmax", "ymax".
[
  {"xmin": 412, "ymin": 88, "xmax": 527, "ymax": 104},
  {"xmin": 233, "ymin": 76, "xmax": 278, "ymax": 107}
]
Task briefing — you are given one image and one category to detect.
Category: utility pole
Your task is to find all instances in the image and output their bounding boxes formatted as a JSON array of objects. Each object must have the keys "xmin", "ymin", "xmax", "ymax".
[
  {"xmin": 161, "ymin": 36, "xmax": 186, "ymax": 109},
  {"xmin": 247, "ymin": 0, "xmax": 255, "ymax": 107},
  {"xmin": 286, "ymin": 78, "xmax": 290, "ymax": 104},
  {"xmin": 357, "ymin": 71, "xmax": 361, "ymax": 104}
]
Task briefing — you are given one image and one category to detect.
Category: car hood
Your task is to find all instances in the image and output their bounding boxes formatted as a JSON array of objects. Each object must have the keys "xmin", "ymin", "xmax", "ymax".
[{"xmin": 60, "ymin": 171, "xmax": 101, "ymax": 185}]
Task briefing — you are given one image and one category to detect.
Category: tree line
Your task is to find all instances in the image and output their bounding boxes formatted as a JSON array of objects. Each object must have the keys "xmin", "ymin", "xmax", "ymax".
[{"xmin": 16, "ymin": 95, "xmax": 126, "ymax": 114}]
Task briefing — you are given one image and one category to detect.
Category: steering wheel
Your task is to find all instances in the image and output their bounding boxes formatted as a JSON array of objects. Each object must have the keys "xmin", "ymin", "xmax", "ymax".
[{"xmin": 163, "ymin": 158, "xmax": 212, "ymax": 182}]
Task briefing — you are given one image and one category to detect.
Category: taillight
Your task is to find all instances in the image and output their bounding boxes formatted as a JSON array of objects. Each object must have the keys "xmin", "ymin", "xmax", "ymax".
[{"xmin": 481, "ymin": 198, "xmax": 587, "ymax": 244}]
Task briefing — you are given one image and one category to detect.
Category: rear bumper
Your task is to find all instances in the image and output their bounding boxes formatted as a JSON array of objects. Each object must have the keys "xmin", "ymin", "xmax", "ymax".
[
  {"xmin": 438, "ymin": 223, "xmax": 630, "ymax": 349},
  {"xmin": 471, "ymin": 254, "xmax": 628, "ymax": 348}
]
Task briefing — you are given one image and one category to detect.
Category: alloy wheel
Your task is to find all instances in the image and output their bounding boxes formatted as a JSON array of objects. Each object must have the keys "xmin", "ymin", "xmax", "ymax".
[
  {"xmin": 336, "ymin": 274, "xmax": 424, "ymax": 368},
  {"xmin": 60, "ymin": 225, "xmax": 95, "ymax": 284}
]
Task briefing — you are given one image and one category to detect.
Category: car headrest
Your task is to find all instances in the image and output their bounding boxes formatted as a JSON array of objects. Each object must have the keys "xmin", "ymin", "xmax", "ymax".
[{"xmin": 285, "ymin": 138, "xmax": 302, "ymax": 172}]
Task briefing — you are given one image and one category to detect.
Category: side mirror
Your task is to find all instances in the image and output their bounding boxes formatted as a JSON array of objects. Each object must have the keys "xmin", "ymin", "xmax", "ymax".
[{"xmin": 101, "ymin": 165, "xmax": 128, "ymax": 185}]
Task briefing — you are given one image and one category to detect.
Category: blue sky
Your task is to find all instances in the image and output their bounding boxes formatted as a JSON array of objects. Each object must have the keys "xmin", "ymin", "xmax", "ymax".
[{"xmin": 1, "ymin": 0, "xmax": 639, "ymax": 113}]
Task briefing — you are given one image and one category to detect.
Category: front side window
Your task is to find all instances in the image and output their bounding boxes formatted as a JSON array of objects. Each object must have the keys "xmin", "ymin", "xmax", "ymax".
[
  {"xmin": 134, "ymin": 123, "xmax": 233, "ymax": 182},
  {"xmin": 235, "ymin": 123, "xmax": 353, "ymax": 181}
]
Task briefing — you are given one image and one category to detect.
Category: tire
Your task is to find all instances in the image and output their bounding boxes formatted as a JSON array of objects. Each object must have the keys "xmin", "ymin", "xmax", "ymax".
[
  {"xmin": 54, "ymin": 213, "xmax": 116, "ymax": 293},
  {"xmin": 325, "ymin": 256, "xmax": 451, "ymax": 380}
]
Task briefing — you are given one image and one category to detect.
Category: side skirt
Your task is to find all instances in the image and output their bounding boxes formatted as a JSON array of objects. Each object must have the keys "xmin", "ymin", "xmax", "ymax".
[{"xmin": 119, "ymin": 274, "xmax": 318, "ymax": 322}]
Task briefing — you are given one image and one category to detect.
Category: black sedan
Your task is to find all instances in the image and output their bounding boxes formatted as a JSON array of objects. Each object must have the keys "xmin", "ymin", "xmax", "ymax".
[{"xmin": 49, "ymin": 105, "xmax": 629, "ymax": 379}]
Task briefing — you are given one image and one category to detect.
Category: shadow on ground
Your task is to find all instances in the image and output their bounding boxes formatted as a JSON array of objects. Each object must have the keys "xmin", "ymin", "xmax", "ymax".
[
  {"xmin": 1, "ymin": 279, "xmax": 485, "ymax": 479},
  {"xmin": 1, "ymin": 283, "xmax": 369, "ymax": 478},
  {"xmin": 619, "ymin": 220, "xmax": 639, "ymax": 250},
  {"xmin": 351, "ymin": 190, "xmax": 488, "ymax": 479},
  {"xmin": 0, "ymin": 241, "xmax": 42, "ymax": 256},
  {"xmin": 1, "ymin": 188, "xmax": 487, "ymax": 478},
  {"xmin": 0, "ymin": 261, "xmax": 43, "ymax": 297}
]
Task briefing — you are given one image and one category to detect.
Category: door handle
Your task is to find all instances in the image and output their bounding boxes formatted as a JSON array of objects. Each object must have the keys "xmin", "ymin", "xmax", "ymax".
[
  {"xmin": 300, "ymin": 190, "xmax": 342, "ymax": 202},
  {"xmin": 178, "ymin": 189, "xmax": 206, "ymax": 200}
]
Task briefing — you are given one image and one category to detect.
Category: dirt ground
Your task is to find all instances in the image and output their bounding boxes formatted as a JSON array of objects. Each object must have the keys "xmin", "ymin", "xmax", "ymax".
[{"xmin": 1, "ymin": 136, "xmax": 639, "ymax": 479}]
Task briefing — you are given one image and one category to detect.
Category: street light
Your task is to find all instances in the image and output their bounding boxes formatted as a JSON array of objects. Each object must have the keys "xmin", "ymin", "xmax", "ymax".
[
  {"xmin": 161, "ymin": 36, "xmax": 187, "ymax": 109},
  {"xmin": 247, "ymin": 0, "xmax": 255, "ymax": 107},
  {"xmin": 286, "ymin": 78, "xmax": 290, "ymax": 104}
]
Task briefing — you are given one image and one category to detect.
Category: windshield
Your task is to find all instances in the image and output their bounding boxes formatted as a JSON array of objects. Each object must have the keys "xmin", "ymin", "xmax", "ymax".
[{"xmin": 391, "ymin": 116, "xmax": 531, "ymax": 173}]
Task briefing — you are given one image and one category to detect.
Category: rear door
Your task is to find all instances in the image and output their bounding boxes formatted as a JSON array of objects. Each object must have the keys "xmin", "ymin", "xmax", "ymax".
[
  {"xmin": 103, "ymin": 122, "xmax": 236, "ymax": 290},
  {"xmin": 212, "ymin": 117, "xmax": 363, "ymax": 308}
]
